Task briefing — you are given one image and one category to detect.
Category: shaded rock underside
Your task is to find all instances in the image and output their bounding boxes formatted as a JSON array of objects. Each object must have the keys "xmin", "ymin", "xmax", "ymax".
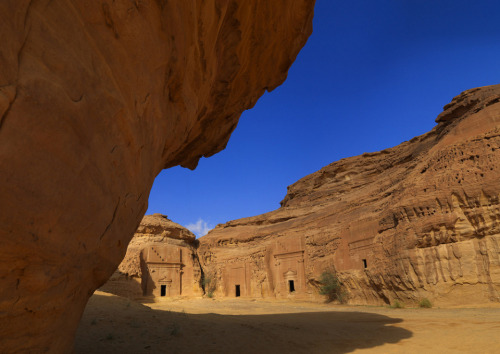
[{"xmin": 0, "ymin": 1, "xmax": 315, "ymax": 352}]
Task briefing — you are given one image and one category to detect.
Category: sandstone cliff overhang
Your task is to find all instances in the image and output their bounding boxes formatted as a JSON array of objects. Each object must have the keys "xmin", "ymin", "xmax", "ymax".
[{"xmin": 0, "ymin": 1, "xmax": 315, "ymax": 352}]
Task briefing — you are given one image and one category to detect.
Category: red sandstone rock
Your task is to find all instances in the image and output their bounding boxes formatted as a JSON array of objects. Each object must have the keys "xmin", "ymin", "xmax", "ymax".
[
  {"xmin": 101, "ymin": 214, "xmax": 203, "ymax": 299},
  {"xmin": 0, "ymin": 1, "xmax": 314, "ymax": 351},
  {"xmin": 198, "ymin": 85, "xmax": 500, "ymax": 306}
]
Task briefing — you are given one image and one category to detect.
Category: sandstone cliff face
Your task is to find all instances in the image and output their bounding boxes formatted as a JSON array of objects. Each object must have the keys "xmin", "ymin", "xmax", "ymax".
[
  {"xmin": 0, "ymin": 1, "xmax": 314, "ymax": 351},
  {"xmin": 101, "ymin": 214, "xmax": 203, "ymax": 299},
  {"xmin": 198, "ymin": 85, "xmax": 500, "ymax": 306}
]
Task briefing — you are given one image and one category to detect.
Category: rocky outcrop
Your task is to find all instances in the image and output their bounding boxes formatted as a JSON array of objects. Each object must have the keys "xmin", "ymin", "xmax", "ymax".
[
  {"xmin": 101, "ymin": 214, "xmax": 203, "ymax": 299},
  {"xmin": 198, "ymin": 85, "xmax": 500, "ymax": 306},
  {"xmin": 0, "ymin": 1, "xmax": 314, "ymax": 351}
]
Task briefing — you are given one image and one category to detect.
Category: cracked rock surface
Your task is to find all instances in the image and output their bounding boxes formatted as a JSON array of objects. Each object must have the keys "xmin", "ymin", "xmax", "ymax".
[{"xmin": 0, "ymin": 1, "xmax": 314, "ymax": 351}]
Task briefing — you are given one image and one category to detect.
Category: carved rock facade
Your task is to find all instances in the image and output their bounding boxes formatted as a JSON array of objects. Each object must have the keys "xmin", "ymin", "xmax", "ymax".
[
  {"xmin": 0, "ymin": 1, "xmax": 314, "ymax": 351},
  {"xmin": 101, "ymin": 214, "xmax": 203, "ymax": 299},
  {"xmin": 198, "ymin": 85, "xmax": 500, "ymax": 306}
]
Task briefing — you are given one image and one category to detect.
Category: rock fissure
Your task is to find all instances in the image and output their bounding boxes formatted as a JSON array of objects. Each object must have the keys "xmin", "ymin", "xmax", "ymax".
[
  {"xmin": 0, "ymin": 85, "xmax": 17, "ymax": 131},
  {"xmin": 99, "ymin": 198, "xmax": 121, "ymax": 241}
]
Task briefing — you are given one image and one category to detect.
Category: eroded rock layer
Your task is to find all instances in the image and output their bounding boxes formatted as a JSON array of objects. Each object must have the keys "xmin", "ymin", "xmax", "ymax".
[
  {"xmin": 0, "ymin": 1, "xmax": 314, "ymax": 351},
  {"xmin": 198, "ymin": 85, "xmax": 500, "ymax": 306},
  {"xmin": 100, "ymin": 214, "xmax": 203, "ymax": 299}
]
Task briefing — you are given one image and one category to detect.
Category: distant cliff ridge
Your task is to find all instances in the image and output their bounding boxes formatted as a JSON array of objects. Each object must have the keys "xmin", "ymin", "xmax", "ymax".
[
  {"xmin": 198, "ymin": 85, "xmax": 500, "ymax": 306},
  {"xmin": 109, "ymin": 86, "xmax": 500, "ymax": 306}
]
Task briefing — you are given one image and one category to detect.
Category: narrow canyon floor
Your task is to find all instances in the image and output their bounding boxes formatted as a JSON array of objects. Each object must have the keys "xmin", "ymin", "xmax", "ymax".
[{"xmin": 75, "ymin": 291, "xmax": 500, "ymax": 354}]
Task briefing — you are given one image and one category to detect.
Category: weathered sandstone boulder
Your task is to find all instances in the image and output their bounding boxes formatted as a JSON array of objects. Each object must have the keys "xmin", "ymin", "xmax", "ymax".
[
  {"xmin": 101, "ymin": 214, "xmax": 203, "ymax": 299},
  {"xmin": 0, "ymin": 1, "xmax": 314, "ymax": 351},
  {"xmin": 198, "ymin": 85, "xmax": 500, "ymax": 307}
]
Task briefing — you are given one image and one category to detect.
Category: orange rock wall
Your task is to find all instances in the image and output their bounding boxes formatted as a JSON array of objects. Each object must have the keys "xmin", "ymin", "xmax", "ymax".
[
  {"xmin": 101, "ymin": 215, "xmax": 203, "ymax": 300},
  {"xmin": 141, "ymin": 244, "xmax": 202, "ymax": 298},
  {"xmin": 200, "ymin": 234, "xmax": 313, "ymax": 300},
  {"xmin": 199, "ymin": 85, "xmax": 500, "ymax": 306},
  {"xmin": 0, "ymin": 1, "xmax": 315, "ymax": 351}
]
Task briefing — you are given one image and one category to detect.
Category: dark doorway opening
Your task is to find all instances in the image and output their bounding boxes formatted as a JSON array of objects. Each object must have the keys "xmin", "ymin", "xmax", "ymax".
[
  {"xmin": 288, "ymin": 280, "xmax": 295, "ymax": 292},
  {"xmin": 160, "ymin": 284, "xmax": 166, "ymax": 297},
  {"xmin": 235, "ymin": 285, "xmax": 240, "ymax": 297},
  {"xmin": 362, "ymin": 259, "xmax": 367, "ymax": 269}
]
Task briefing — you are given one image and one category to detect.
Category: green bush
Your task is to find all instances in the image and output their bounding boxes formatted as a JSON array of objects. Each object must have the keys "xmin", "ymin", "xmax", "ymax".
[
  {"xmin": 419, "ymin": 298, "xmax": 432, "ymax": 308},
  {"xmin": 202, "ymin": 271, "xmax": 216, "ymax": 298},
  {"xmin": 391, "ymin": 300, "xmax": 404, "ymax": 308},
  {"xmin": 318, "ymin": 268, "xmax": 347, "ymax": 303}
]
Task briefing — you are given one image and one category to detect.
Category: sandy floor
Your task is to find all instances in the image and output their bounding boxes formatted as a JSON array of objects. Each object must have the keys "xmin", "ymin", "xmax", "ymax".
[{"xmin": 74, "ymin": 291, "xmax": 500, "ymax": 354}]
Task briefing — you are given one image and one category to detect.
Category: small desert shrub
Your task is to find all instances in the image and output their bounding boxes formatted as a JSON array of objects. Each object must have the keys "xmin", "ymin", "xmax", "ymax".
[
  {"xmin": 90, "ymin": 318, "xmax": 97, "ymax": 325},
  {"xmin": 391, "ymin": 300, "xmax": 404, "ymax": 309},
  {"xmin": 105, "ymin": 333, "xmax": 114, "ymax": 341},
  {"xmin": 318, "ymin": 268, "xmax": 347, "ymax": 303},
  {"xmin": 419, "ymin": 298, "xmax": 432, "ymax": 308},
  {"xmin": 202, "ymin": 271, "xmax": 217, "ymax": 298}
]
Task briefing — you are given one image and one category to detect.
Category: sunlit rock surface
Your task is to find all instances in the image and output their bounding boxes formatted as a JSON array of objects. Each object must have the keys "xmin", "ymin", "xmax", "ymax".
[
  {"xmin": 0, "ymin": 0, "xmax": 314, "ymax": 351},
  {"xmin": 101, "ymin": 214, "xmax": 203, "ymax": 299},
  {"xmin": 199, "ymin": 85, "xmax": 500, "ymax": 306}
]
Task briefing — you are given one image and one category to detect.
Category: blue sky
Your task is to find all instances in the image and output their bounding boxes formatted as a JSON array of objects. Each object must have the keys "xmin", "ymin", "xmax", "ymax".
[{"xmin": 147, "ymin": 0, "xmax": 500, "ymax": 237}]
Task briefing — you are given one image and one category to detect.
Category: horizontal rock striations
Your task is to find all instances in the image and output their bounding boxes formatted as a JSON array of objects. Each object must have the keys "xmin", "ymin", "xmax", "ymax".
[
  {"xmin": 0, "ymin": 1, "xmax": 314, "ymax": 351},
  {"xmin": 101, "ymin": 214, "xmax": 203, "ymax": 299},
  {"xmin": 198, "ymin": 85, "xmax": 500, "ymax": 306}
]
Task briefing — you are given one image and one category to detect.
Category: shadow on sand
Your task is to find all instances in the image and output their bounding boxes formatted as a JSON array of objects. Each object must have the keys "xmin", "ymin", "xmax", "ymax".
[{"xmin": 75, "ymin": 294, "xmax": 412, "ymax": 354}]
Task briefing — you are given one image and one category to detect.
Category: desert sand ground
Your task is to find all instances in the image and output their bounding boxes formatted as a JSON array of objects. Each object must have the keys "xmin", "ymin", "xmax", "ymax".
[{"xmin": 75, "ymin": 291, "xmax": 500, "ymax": 354}]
